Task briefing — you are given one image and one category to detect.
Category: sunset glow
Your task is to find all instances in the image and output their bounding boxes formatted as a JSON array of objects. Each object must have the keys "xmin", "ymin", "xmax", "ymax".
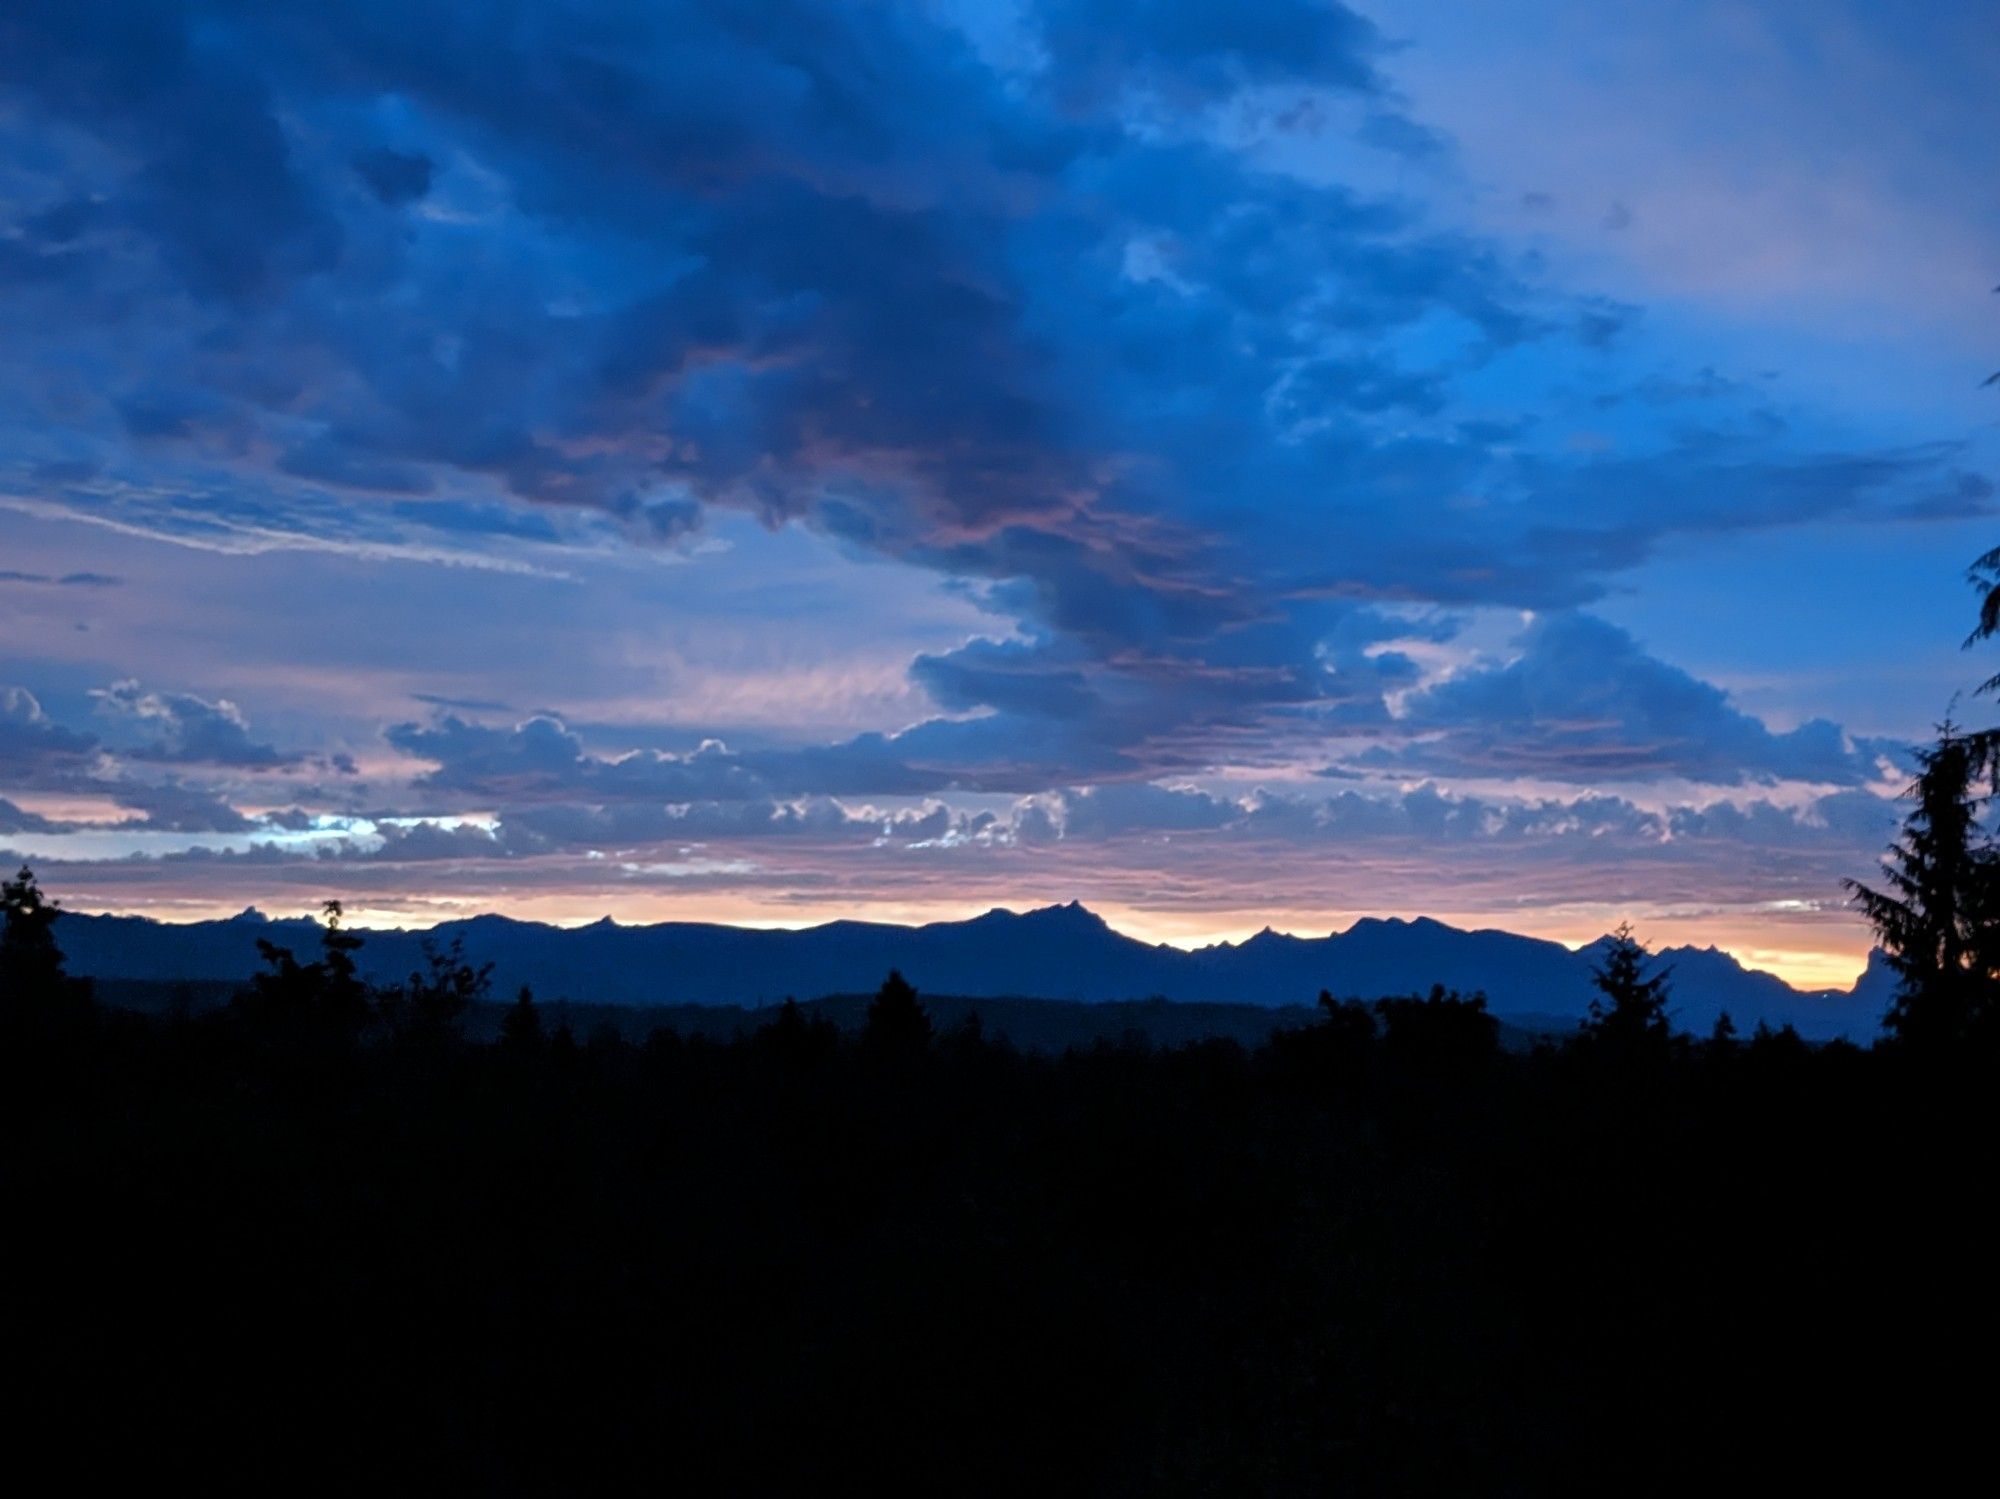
[{"xmin": 4, "ymin": 1, "xmax": 1996, "ymax": 994}]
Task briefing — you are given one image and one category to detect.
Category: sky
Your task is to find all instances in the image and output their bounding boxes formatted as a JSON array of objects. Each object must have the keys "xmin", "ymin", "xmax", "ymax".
[{"xmin": 2, "ymin": 0, "xmax": 1996, "ymax": 989}]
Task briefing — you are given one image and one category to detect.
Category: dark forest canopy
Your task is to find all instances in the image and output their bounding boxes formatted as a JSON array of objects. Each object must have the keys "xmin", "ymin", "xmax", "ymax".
[
  {"xmin": 26, "ymin": 893, "xmax": 1894, "ymax": 1040},
  {"xmin": 5, "ymin": 866, "xmax": 2000, "ymax": 1492}
]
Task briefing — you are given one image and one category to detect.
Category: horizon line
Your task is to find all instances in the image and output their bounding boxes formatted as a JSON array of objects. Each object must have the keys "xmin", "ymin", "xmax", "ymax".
[{"xmin": 50, "ymin": 892, "xmax": 1876, "ymax": 996}]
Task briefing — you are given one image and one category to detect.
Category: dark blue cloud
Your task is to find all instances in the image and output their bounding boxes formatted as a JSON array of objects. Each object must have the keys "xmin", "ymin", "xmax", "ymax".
[
  {"xmin": 386, "ymin": 709, "xmax": 961, "ymax": 801},
  {"xmin": 0, "ymin": 0, "xmax": 1964, "ymax": 814},
  {"xmin": 1033, "ymin": 0, "xmax": 1382, "ymax": 104},
  {"xmin": 363, "ymin": 819, "xmax": 507, "ymax": 861},
  {"xmin": 0, "ymin": 796, "xmax": 64, "ymax": 835},
  {"xmin": 410, "ymin": 692, "xmax": 518, "ymax": 715},
  {"xmin": 911, "ymin": 637, "xmax": 1101, "ymax": 721},
  {"xmin": 92, "ymin": 679, "xmax": 301, "ymax": 768},
  {"xmin": 386, "ymin": 714, "xmax": 780, "ymax": 800},
  {"xmin": 0, "ymin": 570, "xmax": 121, "ymax": 587},
  {"xmin": 350, "ymin": 147, "xmax": 433, "ymax": 206},
  {"xmin": 1, "ymin": 1, "xmax": 341, "ymax": 300},
  {"xmin": 0, "ymin": 11, "xmax": 1558, "ymax": 688},
  {"xmin": 108, "ymin": 778, "xmax": 258, "ymax": 833},
  {"xmin": 1383, "ymin": 613, "xmax": 1882, "ymax": 786},
  {"xmin": 497, "ymin": 795, "xmax": 965, "ymax": 852},
  {"xmin": 0, "ymin": 686, "xmax": 100, "ymax": 786},
  {"xmin": 1021, "ymin": 778, "xmax": 1895, "ymax": 855}
]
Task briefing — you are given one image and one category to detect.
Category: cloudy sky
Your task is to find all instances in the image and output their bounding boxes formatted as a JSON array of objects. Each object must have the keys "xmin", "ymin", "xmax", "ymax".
[{"xmin": 2, "ymin": 0, "xmax": 1996, "ymax": 987}]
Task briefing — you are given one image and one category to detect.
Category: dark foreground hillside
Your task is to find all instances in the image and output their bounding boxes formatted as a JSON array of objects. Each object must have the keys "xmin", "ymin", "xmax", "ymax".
[{"xmin": 5, "ymin": 976, "xmax": 1996, "ymax": 1496}]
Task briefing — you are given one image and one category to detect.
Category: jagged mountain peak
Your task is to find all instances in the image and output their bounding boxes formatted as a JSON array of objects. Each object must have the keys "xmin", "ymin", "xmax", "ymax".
[
  {"xmin": 46, "ymin": 903, "xmax": 1888, "ymax": 1039},
  {"xmin": 1239, "ymin": 925, "xmax": 1306, "ymax": 949},
  {"xmin": 1017, "ymin": 900, "xmax": 1110, "ymax": 930}
]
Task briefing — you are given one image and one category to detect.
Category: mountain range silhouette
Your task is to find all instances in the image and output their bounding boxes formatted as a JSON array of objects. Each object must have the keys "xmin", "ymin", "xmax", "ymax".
[{"xmin": 55, "ymin": 901, "xmax": 1893, "ymax": 1039}]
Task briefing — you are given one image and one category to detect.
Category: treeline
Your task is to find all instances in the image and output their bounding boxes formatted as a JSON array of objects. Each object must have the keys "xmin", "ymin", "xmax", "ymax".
[
  {"xmin": 3, "ymin": 865, "xmax": 1996, "ymax": 1492},
  {"xmin": 0, "ymin": 864, "xmax": 1830, "ymax": 1064}
]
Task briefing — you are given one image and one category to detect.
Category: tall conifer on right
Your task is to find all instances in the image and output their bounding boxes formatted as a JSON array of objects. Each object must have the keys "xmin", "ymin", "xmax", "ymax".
[{"xmin": 1846, "ymin": 724, "xmax": 2000, "ymax": 1047}]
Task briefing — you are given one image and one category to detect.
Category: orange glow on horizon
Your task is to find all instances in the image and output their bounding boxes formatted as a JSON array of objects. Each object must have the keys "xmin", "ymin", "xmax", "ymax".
[{"xmin": 54, "ymin": 886, "xmax": 1878, "ymax": 995}]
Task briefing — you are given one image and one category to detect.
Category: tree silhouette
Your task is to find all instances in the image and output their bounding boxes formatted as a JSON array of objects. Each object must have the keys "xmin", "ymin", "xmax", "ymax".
[
  {"xmin": 1965, "ymin": 548, "xmax": 2000, "ymax": 694},
  {"xmin": 380, "ymin": 934, "xmax": 491, "ymax": 1043},
  {"xmin": 761, "ymin": 995, "xmax": 808, "ymax": 1046},
  {"xmin": 1, "ymin": 865, "xmax": 65, "ymax": 996},
  {"xmin": 237, "ymin": 899, "xmax": 373, "ymax": 1041},
  {"xmin": 1971, "ymin": 290, "xmax": 2000, "ymax": 676},
  {"xmin": 9, "ymin": 861, "xmax": 2000, "ymax": 1491},
  {"xmin": 953, "ymin": 1007, "xmax": 984, "ymax": 1047},
  {"xmin": 864, "ymin": 969, "xmax": 932, "ymax": 1052},
  {"xmin": 1845, "ymin": 724, "xmax": 2000, "ymax": 1047},
  {"xmin": 500, "ymin": 985, "xmax": 544, "ymax": 1051},
  {"xmin": 319, "ymin": 900, "xmax": 366, "ymax": 1013},
  {"xmin": 1317, "ymin": 989, "xmax": 1377, "ymax": 1048},
  {"xmin": 1373, "ymin": 984, "xmax": 1497, "ymax": 1062},
  {"xmin": 1583, "ymin": 924, "xmax": 1672, "ymax": 1050},
  {"xmin": 0, "ymin": 865, "xmax": 93, "ymax": 1030},
  {"xmin": 757, "ymin": 996, "xmax": 840, "ymax": 1062}
]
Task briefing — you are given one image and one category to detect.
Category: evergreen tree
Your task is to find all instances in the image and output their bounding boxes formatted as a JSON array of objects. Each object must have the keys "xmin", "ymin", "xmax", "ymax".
[
  {"xmin": 754, "ymin": 996, "xmax": 839, "ymax": 1063},
  {"xmin": 1846, "ymin": 724, "xmax": 2000, "ymax": 1047},
  {"xmin": 500, "ymin": 985, "xmax": 544, "ymax": 1051},
  {"xmin": 1966, "ymin": 547, "xmax": 2000, "ymax": 694},
  {"xmin": 864, "ymin": 969, "xmax": 932, "ymax": 1053},
  {"xmin": 762, "ymin": 996, "xmax": 809, "ymax": 1048},
  {"xmin": 1583, "ymin": 924, "xmax": 1672, "ymax": 1050}
]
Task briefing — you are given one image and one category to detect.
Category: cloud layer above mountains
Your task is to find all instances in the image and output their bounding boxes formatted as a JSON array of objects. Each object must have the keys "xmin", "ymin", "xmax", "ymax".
[{"xmin": 2, "ymin": 1, "xmax": 1995, "ymax": 979}]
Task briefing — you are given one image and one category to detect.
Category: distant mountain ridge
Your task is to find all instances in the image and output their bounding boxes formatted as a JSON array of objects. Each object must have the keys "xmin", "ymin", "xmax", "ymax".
[{"xmin": 50, "ymin": 900, "xmax": 1893, "ymax": 1040}]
